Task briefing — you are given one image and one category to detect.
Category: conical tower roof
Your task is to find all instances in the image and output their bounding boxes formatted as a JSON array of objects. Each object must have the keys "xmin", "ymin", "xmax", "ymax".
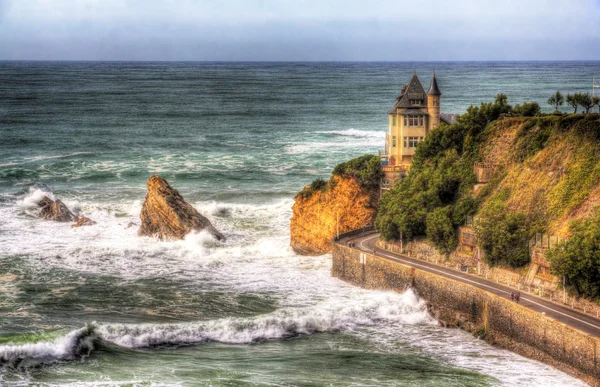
[{"xmin": 427, "ymin": 73, "xmax": 441, "ymax": 96}]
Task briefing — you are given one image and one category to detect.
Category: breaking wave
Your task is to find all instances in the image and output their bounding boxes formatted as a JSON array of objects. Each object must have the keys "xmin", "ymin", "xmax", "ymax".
[
  {"xmin": 0, "ymin": 326, "xmax": 97, "ymax": 368},
  {"xmin": 0, "ymin": 291, "xmax": 432, "ymax": 367},
  {"xmin": 313, "ymin": 129, "xmax": 386, "ymax": 138}
]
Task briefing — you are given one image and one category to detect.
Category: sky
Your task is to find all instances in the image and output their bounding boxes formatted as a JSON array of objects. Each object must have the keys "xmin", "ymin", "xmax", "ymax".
[{"xmin": 0, "ymin": 0, "xmax": 599, "ymax": 61}]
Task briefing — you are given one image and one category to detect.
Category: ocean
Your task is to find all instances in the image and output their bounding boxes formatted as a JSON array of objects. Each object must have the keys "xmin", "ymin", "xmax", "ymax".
[{"xmin": 1, "ymin": 61, "xmax": 598, "ymax": 386}]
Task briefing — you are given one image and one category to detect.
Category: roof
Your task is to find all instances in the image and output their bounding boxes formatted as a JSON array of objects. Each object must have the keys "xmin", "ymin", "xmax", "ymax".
[
  {"xmin": 400, "ymin": 109, "xmax": 428, "ymax": 116},
  {"xmin": 393, "ymin": 72, "xmax": 427, "ymax": 109},
  {"xmin": 427, "ymin": 73, "xmax": 441, "ymax": 96},
  {"xmin": 440, "ymin": 113, "xmax": 457, "ymax": 125}
]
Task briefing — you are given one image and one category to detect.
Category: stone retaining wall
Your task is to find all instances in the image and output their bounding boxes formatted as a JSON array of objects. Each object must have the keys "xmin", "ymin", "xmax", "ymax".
[
  {"xmin": 332, "ymin": 244, "xmax": 600, "ymax": 385},
  {"xmin": 377, "ymin": 239, "xmax": 600, "ymax": 320}
]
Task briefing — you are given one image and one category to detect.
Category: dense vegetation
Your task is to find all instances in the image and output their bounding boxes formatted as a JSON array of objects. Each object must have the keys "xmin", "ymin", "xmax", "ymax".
[
  {"xmin": 376, "ymin": 93, "xmax": 600, "ymax": 269},
  {"xmin": 332, "ymin": 154, "xmax": 383, "ymax": 190},
  {"xmin": 298, "ymin": 155, "xmax": 382, "ymax": 199},
  {"xmin": 475, "ymin": 192, "xmax": 531, "ymax": 267},
  {"xmin": 376, "ymin": 94, "xmax": 512, "ymax": 256},
  {"xmin": 547, "ymin": 212, "xmax": 600, "ymax": 299}
]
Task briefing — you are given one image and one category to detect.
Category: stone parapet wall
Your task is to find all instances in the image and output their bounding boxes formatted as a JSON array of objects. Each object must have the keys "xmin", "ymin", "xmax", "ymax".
[
  {"xmin": 377, "ymin": 239, "xmax": 600, "ymax": 319},
  {"xmin": 332, "ymin": 244, "xmax": 600, "ymax": 384}
]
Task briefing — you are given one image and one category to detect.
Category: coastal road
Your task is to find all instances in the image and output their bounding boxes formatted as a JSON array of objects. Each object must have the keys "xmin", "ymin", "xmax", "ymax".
[{"xmin": 341, "ymin": 232, "xmax": 600, "ymax": 339}]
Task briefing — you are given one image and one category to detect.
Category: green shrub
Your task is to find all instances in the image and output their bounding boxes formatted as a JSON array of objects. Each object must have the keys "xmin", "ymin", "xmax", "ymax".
[
  {"xmin": 297, "ymin": 178, "xmax": 328, "ymax": 199},
  {"xmin": 426, "ymin": 206, "xmax": 458, "ymax": 255},
  {"xmin": 475, "ymin": 196, "xmax": 531, "ymax": 268},
  {"xmin": 547, "ymin": 214, "xmax": 600, "ymax": 299},
  {"xmin": 332, "ymin": 154, "xmax": 382, "ymax": 190},
  {"xmin": 513, "ymin": 102, "xmax": 541, "ymax": 117}
]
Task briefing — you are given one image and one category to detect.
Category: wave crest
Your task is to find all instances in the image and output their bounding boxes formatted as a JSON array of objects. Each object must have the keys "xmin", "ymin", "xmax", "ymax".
[{"xmin": 0, "ymin": 291, "xmax": 431, "ymax": 367}]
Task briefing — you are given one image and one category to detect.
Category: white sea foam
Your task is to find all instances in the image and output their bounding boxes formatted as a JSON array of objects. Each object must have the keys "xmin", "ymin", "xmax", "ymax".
[
  {"xmin": 16, "ymin": 187, "xmax": 55, "ymax": 210},
  {"xmin": 0, "ymin": 326, "xmax": 96, "ymax": 365},
  {"xmin": 0, "ymin": 189, "xmax": 588, "ymax": 386},
  {"xmin": 313, "ymin": 129, "xmax": 386, "ymax": 138},
  {"xmin": 0, "ymin": 290, "xmax": 431, "ymax": 365}
]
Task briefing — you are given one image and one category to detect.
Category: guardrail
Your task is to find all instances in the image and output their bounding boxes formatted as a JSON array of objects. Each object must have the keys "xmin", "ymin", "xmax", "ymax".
[{"xmin": 334, "ymin": 225, "xmax": 376, "ymax": 242}]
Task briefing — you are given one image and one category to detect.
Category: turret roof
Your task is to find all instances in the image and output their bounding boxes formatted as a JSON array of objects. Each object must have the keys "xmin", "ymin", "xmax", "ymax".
[{"xmin": 427, "ymin": 73, "xmax": 441, "ymax": 96}]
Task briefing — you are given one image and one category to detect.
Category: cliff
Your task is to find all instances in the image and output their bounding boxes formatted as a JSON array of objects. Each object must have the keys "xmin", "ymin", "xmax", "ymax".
[
  {"xmin": 290, "ymin": 155, "xmax": 382, "ymax": 255},
  {"xmin": 138, "ymin": 175, "xmax": 225, "ymax": 241}
]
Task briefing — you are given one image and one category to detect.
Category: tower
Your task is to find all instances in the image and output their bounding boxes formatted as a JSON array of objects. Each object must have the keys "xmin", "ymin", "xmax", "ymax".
[{"xmin": 427, "ymin": 73, "xmax": 441, "ymax": 131}]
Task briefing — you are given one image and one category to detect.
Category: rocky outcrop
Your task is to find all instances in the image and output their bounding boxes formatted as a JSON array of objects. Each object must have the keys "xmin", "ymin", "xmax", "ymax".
[
  {"xmin": 38, "ymin": 196, "xmax": 76, "ymax": 222},
  {"xmin": 72, "ymin": 216, "xmax": 97, "ymax": 228},
  {"xmin": 290, "ymin": 176, "xmax": 377, "ymax": 255},
  {"xmin": 138, "ymin": 175, "xmax": 225, "ymax": 241}
]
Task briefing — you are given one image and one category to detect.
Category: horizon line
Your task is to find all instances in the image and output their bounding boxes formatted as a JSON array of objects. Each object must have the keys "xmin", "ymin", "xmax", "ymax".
[{"xmin": 2, "ymin": 59, "xmax": 600, "ymax": 63}]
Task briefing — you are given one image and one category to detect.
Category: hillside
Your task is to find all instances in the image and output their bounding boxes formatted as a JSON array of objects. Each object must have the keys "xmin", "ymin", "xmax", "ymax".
[{"xmin": 376, "ymin": 96, "xmax": 600, "ymax": 298}]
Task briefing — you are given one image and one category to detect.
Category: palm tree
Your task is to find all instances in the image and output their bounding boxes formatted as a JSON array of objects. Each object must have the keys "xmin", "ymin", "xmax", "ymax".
[
  {"xmin": 547, "ymin": 91, "xmax": 564, "ymax": 113},
  {"xmin": 566, "ymin": 94, "xmax": 578, "ymax": 113}
]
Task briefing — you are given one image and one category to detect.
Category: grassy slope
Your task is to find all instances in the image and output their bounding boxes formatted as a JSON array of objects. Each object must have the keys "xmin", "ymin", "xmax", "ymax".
[{"xmin": 477, "ymin": 114, "xmax": 600, "ymax": 237}]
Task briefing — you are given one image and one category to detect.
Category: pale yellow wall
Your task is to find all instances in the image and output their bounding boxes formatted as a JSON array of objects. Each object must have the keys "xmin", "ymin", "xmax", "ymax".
[{"xmin": 427, "ymin": 95, "xmax": 440, "ymax": 131}]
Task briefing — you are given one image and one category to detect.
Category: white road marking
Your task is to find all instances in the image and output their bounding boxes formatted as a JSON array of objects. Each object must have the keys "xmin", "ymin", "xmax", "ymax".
[{"xmin": 346, "ymin": 234, "xmax": 600, "ymax": 334}]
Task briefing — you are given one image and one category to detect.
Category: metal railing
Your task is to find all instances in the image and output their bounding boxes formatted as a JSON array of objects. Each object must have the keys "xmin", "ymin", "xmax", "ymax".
[{"xmin": 334, "ymin": 225, "xmax": 376, "ymax": 242}]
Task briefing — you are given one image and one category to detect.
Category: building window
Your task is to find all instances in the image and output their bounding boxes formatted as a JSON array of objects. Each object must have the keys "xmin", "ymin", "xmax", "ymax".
[
  {"xmin": 403, "ymin": 115, "xmax": 425, "ymax": 127},
  {"xmin": 392, "ymin": 115, "xmax": 396, "ymax": 126},
  {"xmin": 404, "ymin": 136, "xmax": 423, "ymax": 148},
  {"xmin": 392, "ymin": 136, "xmax": 396, "ymax": 147}
]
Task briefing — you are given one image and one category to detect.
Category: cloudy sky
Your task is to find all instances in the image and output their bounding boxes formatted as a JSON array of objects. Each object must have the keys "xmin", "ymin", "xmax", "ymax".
[{"xmin": 0, "ymin": 0, "xmax": 599, "ymax": 61}]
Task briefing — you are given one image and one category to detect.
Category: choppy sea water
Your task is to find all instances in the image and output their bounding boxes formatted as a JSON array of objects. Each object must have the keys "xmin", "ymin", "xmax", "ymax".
[{"xmin": 1, "ymin": 62, "xmax": 598, "ymax": 386}]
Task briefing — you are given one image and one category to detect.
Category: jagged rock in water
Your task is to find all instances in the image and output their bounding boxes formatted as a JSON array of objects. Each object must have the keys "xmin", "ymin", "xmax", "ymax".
[
  {"xmin": 72, "ymin": 216, "xmax": 97, "ymax": 228},
  {"xmin": 138, "ymin": 175, "xmax": 225, "ymax": 242},
  {"xmin": 38, "ymin": 196, "xmax": 76, "ymax": 222}
]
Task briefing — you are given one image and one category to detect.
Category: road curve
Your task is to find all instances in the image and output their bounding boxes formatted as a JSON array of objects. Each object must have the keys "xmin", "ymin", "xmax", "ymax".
[{"xmin": 341, "ymin": 232, "xmax": 600, "ymax": 338}]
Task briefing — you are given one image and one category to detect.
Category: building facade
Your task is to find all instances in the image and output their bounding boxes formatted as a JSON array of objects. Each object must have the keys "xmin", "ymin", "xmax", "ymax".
[{"xmin": 380, "ymin": 72, "xmax": 455, "ymax": 190}]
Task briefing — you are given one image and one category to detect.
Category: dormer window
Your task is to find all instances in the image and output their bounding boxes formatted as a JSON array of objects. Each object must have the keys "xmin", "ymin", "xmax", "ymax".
[{"xmin": 409, "ymin": 99, "xmax": 422, "ymax": 105}]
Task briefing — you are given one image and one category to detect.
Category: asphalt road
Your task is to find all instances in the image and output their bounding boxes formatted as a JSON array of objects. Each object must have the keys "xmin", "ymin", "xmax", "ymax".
[{"xmin": 341, "ymin": 232, "xmax": 600, "ymax": 338}]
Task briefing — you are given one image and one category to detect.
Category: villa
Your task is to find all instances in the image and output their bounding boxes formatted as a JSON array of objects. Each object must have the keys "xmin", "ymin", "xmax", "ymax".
[{"xmin": 380, "ymin": 72, "xmax": 456, "ymax": 190}]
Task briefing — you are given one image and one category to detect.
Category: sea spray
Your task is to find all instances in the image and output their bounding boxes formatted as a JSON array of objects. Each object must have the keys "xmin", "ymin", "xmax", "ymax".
[
  {"xmin": 0, "ymin": 290, "xmax": 432, "ymax": 367},
  {"xmin": 0, "ymin": 325, "xmax": 97, "ymax": 367}
]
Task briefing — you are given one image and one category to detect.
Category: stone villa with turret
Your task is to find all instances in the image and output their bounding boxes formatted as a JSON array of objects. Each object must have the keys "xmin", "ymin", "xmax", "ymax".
[{"xmin": 380, "ymin": 72, "xmax": 456, "ymax": 190}]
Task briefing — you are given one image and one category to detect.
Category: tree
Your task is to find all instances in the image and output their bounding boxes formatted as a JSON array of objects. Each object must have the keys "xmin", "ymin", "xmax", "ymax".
[
  {"xmin": 576, "ymin": 93, "xmax": 594, "ymax": 114},
  {"xmin": 426, "ymin": 206, "xmax": 458, "ymax": 256},
  {"xmin": 547, "ymin": 91, "xmax": 564, "ymax": 113},
  {"xmin": 566, "ymin": 94, "xmax": 579, "ymax": 114},
  {"xmin": 475, "ymin": 198, "xmax": 531, "ymax": 268},
  {"xmin": 593, "ymin": 96, "xmax": 600, "ymax": 114},
  {"xmin": 547, "ymin": 216, "xmax": 600, "ymax": 299},
  {"xmin": 513, "ymin": 102, "xmax": 541, "ymax": 117}
]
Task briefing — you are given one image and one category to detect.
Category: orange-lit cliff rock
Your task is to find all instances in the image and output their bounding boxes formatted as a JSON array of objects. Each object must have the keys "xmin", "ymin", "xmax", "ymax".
[{"xmin": 290, "ymin": 175, "xmax": 378, "ymax": 255}]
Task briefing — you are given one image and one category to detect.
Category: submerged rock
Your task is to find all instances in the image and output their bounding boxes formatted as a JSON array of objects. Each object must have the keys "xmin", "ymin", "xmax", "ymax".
[
  {"xmin": 72, "ymin": 216, "xmax": 97, "ymax": 228},
  {"xmin": 138, "ymin": 175, "xmax": 225, "ymax": 242},
  {"xmin": 38, "ymin": 196, "xmax": 77, "ymax": 222}
]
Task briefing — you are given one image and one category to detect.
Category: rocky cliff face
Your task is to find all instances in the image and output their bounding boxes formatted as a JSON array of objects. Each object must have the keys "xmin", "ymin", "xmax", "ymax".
[
  {"xmin": 138, "ymin": 175, "xmax": 225, "ymax": 241},
  {"xmin": 290, "ymin": 175, "xmax": 377, "ymax": 255}
]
